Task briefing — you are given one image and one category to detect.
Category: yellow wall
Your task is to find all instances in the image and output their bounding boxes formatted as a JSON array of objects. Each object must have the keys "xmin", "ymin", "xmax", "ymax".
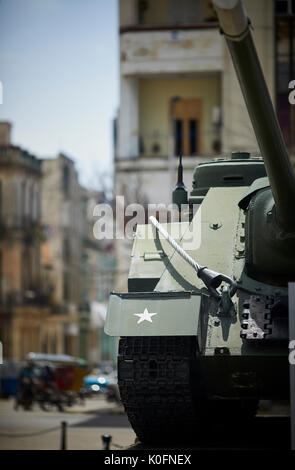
[{"xmin": 139, "ymin": 76, "xmax": 221, "ymax": 156}]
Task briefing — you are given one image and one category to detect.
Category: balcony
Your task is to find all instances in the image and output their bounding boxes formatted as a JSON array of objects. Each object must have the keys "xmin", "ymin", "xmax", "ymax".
[
  {"xmin": 137, "ymin": 125, "xmax": 221, "ymax": 159},
  {"xmin": 0, "ymin": 216, "xmax": 45, "ymax": 243},
  {"xmin": 0, "ymin": 288, "xmax": 52, "ymax": 308},
  {"xmin": 120, "ymin": 27, "xmax": 222, "ymax": 76}
]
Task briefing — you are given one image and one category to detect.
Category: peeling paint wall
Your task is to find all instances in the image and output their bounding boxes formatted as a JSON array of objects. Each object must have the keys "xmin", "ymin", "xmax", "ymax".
[{"xmin": 121, "ymin": 29, "xmax": 222, "ymax": 75}]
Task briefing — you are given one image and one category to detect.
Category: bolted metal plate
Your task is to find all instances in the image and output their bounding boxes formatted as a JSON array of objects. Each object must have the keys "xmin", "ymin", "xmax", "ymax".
[{"xmin": 240, "ymin": 295, "xmax": 288, "ymax": 341}]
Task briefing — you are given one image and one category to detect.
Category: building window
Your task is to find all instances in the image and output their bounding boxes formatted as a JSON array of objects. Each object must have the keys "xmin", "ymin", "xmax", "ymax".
[
  {"xmin": 275, "ymin": 1, "xmax": 295, "ymax": 149},
  {"xmin": 62, "ymin": 165, "xmax": 70, "ymax": 197},
  {"xmin": 0, "ymin": 250, "xmax": 2, "ymax": 303},
  {"xmin": 189, "ymin": 119, "xmax": 198, "ymax": 155},
  {"xmin": 35, "ymin": 188, "xmax": 40, "ymax": 220},
  {"xmin": 22, "ymin": 249, "xmax": 33, "ymax": 293},
  {"xmin": 63, "ymin": 238, "xmax": 70, "ymax": 263},
  {"xmin": 29, "ymin": 183, "xmax": 34, "ymax": 220},
  {"xmin": 63, "ymin": 272, "xmax": 70, "ymax": 302},
  {"xmin": 275, "ymin": 0, "xmax": 295, "ymax": 15},
  {"xmin": 0, "ymin": 180, "xmax": 2, "ymax": 223},
  {"xmin": 172, "ymin": 98, "xmax": 202, "ymax": 156},
  {"xmin": 21, "ymin": 181, "xmax": 26, "ymax": 222}
]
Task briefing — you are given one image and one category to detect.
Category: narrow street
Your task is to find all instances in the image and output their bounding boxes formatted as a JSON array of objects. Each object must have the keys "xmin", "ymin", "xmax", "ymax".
[{"xmin": 0, "ymin": 396, "xmax": 136, "ymax": 450}]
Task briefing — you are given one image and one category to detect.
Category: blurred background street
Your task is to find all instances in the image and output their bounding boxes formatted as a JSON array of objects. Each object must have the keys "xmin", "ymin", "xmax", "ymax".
[{"xmin": 0, "ymin": 396, "xmax": 135, "ymax": 450}]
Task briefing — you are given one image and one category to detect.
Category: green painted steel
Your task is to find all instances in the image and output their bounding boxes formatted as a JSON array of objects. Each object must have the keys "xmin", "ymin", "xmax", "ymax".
[
  {"xmin": 105, "ymin": 291, "xmax": 201, "ymax": 337},
  {"xmin": 191, "ymin": 158, "xmax": 266, "ymax": 199},
  {"xmin": 128, "ymin": 222, "xmax": 189, "ymax": 292},
  {"xmin": 225, "ymin": 28, "xmax": 295, "ymax": 233},
  {"xmin": 238, "ymin": 177, "xmax": 269, "ymax": 210},
  {"xmin": 156, "ymin": 186, "xmax": 245, "ymax": 293}
]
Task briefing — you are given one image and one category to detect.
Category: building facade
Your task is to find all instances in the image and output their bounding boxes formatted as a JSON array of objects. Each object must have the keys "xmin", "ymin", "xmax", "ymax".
[
  {"xmin": 0, "ymin": 136, "xmax": 116, "ymax": 363},
  {"xmin": 115, "ymin": 0, "xmax": 295, "ymax": 290},
  {"xmin": 41, "ymin": 154, "xmax": 86, "ymax": 358},
  {"xmin": 41, "ymin": 156, "xmax": 117, "ymax": 363},
  {"xmin": 0, "ymin": 122, "xmax": 50, "ymax": 359},
  {"xmin": 80, "ymin": 188, "xmax": 116, "ymax": 364}
]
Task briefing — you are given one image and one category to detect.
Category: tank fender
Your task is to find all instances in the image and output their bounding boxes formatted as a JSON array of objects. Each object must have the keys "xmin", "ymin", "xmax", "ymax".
[{"xmin": 104, "ymin": 291, "xmax": 201, "ymax": 337}]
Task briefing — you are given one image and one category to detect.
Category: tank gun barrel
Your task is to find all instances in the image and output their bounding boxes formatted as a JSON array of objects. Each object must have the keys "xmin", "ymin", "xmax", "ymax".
[{"xmin": 213, "ymin": 0, "xmax": 295, "ymax": 233}]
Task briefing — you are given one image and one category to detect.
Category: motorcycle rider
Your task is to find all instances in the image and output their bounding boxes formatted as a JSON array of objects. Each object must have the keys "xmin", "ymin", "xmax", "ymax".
[{"xmin": 15, "ymin": 361, "xmax": 35, "ymax": 410}]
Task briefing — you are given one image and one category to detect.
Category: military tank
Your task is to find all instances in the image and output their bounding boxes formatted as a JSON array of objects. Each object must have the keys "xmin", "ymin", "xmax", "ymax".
[{"xmin": 105, "ymin": 0, "xmax": 294, "ymax": 444}]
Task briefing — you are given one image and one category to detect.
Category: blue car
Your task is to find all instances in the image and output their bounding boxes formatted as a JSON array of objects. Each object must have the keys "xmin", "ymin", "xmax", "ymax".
[{"xmin": 83, "ymin": 373, "xmax": 109, "ymax": 394}]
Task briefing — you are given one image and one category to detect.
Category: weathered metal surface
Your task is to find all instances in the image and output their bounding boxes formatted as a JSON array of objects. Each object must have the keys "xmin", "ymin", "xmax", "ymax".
[{"xmin": 241, "ymin": 295, "xmax": 288, "ymax": 341}]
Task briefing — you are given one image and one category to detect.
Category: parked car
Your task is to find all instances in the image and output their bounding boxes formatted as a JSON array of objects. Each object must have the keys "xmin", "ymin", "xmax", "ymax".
[{"xmin": 83, "ymin": 371, "xmax": 109, "ymax": 395}]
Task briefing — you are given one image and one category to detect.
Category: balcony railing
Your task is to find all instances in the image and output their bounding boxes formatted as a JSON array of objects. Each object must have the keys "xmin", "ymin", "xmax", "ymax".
[
  {"xmin": 0, "ymin": 215, "xmax": 41, "ymax": 230},
  {"xmin": 0, "ymin": 216, "xmax": 45, "ymax": 244},
  {"xmin": 120, "ymin": 22, "xmax": 219, "ymax": 33},
  {"xmin": 136, "ymin": 127, "xmax": 222, "ymax": 158},
  {"xmin": 0, "ymin": 289, "xmax": 52, "ymax": 308}
]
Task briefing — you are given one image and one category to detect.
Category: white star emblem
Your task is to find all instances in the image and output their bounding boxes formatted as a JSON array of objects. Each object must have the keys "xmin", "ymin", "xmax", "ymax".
[{"xmin": 134, "ymin": 308, "xmax": 157, "ymax": 324}]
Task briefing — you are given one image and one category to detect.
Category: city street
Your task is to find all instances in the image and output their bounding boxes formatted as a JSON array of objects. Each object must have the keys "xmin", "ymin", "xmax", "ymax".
[
  {"xmin": 0, "ymin": 395, "xmax": 292, "ymax": 450},
  {"xmin": 0, "ymin": 396, "xmax": 136, "ymax": 450}
]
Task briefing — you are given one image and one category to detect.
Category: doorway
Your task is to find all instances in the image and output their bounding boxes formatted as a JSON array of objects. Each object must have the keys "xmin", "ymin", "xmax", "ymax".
[{"xmin": 171, "ymin": 98, "xmax": 202, "ymax": 156}]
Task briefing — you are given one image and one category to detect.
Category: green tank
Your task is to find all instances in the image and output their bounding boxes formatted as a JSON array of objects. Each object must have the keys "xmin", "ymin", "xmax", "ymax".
[{"xmin": 105, "ymin": 0, "xmax": 294, "ymax": 443}]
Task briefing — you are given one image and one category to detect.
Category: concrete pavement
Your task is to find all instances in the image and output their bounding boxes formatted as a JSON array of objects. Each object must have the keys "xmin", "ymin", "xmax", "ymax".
[
  {"xmin": 1, "ymin": 397, "xmax": 291, "ymax": 450},
  {"xmin": 0, "ymin": 396, "xmax": 136, "ymax": 450}
]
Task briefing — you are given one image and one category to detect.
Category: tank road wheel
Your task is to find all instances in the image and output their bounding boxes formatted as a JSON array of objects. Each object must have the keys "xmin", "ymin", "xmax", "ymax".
[{"xmin": 118, "ymin": 336, "xmax": 203, "ymax": 444}]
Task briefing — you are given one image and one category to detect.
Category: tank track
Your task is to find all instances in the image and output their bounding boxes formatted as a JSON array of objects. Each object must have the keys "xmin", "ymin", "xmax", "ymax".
[
  {"xmin": 118, "ymin": 336, "xmax": 259, "ymax": 444},
  {"xmin": 118, "ymin": 336, "xmax": 202, "ymax": 444}
]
